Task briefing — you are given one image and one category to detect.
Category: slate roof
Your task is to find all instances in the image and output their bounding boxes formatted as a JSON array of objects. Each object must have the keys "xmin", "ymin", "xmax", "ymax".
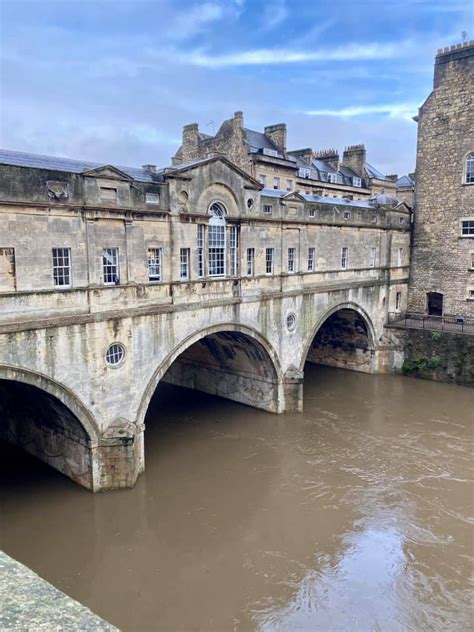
[
  {"xmin": 396, "ymin": 174, "xmax": 415, "ymax": 187},
  {"xmin": 244, "ymin": 128, "xmax": 283, "ymax": 156},
  {"xmin": 261, "ymin": 188, "xmax": 374, "ymax": 209},
  {"xmin": 0, "ymin": 148, "xmax": 161, "ymax": 183},
  {"xmin": 366, "ymin": 162, "xmax": 386, "ymax": 180}
]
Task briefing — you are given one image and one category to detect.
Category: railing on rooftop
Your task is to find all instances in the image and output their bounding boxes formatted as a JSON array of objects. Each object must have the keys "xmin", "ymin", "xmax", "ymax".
[{"xmin": 388, "ymin": 312, "xmax": 474, "ymax": 335}]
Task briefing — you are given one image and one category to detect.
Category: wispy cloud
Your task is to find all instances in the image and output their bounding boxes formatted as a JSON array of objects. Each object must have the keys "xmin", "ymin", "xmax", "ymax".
[
  {"xmin": 178, "ymin": 41, "xmax": 414, "ymax": 68},
  {"xmin": 261, "ymin": 0, "xmax": 288, "ymax": 31},
  {"xmin": 304, "ymin": 103, "xmax": 420, "ymax": 120}
]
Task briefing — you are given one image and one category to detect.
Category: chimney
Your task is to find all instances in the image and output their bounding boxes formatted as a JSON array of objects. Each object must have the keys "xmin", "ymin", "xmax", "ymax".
[
  {"xmin": 142, "ymin": 164, "xmax": 157, "ymax": 174},
  {"xmin": 314, "ymin": 148, "xmax": 339, "ymax": 171},
  {"xmin": 342, "ymin": 144, "xmax": 366, "ymax": 177},
  {"xmin": 233, "ymin": 111, "xmax": 244, "ymax": 129},
  {"xmin": 386, "ymin": 174, "xmax": 398, "ymax": 182},
  {"xmin": 181, "ymin": 122, "xmax": 200, "ymax": 162},
  {"xmin": 264, "ymin": 123, "xmax": 287, "ymax": 153},
  {"xmin": 288, "ymin": 148, "xmax": 314, "ymax": 163}
]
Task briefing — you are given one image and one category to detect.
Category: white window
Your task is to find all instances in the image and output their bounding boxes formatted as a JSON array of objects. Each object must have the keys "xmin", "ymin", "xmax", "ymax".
[
  {"xmin": 343, "ymin": 211, "xmax": 351, "ymax": 220},
  {"xmin": 230, "ymin": 225, "xmax": 239, "ymax": 276},
  {"xmin": 208, "ymin": 203, "xmax": 226, "ymax": 277},
  {"xmin": 148, "ymin": 247, "xmax": 162, "ymax": 281},
  {"xmin": 288, "ymin": 247, "xmax": 296, "ymax": 273},
  {"xmin": 341, "ymin": 247, "xmax": 348, "ymax": 269},
  {"xmin": 396, "ymin": 291, "xmax": 402, "ymax": 311},
  {"xmin": 465, "ymin": 153, "xmax": 474, "ymax": 184},
  {"xmin": 180, "ymin": 248, "xmax": 190, "ymax": 280},
  {"xmin": 298, "ymin": 168, "xmax": 311, "ymax": 178},
  {"xmin": 266, "ymin": 248, "xmax": 274, "ymax": 274},
  {"xmin": 263, "ymin": 204, "xmax": 273, "ymax": 215},
  {"xmin": 287, "ymin": 179, "xmax": 293, "ymax": 191},
  {"xmin": 353, "ymin": 176, "xmax": 362, "ymax": 187},
  {"xmin": 397, "ymin": 247, "xmax": 403, "ymax": 267},
  {"xmin": 52, "ymin": 247, "xmax": 71, "ymax": 288},
  {"xmin": 327, "ymin": 173, "xmax": 338, "ymax": 183},
  {"xmin": 369, "ymin": 247, "xmax": 377, "ymax": 268},
  {"xmin": 273, "ymin": 177, "xmax": 280, "ymax": 190},
  {"xmin": 100, "ymin": 186, "xmax": 117, "ymax": 203},
  {"xmin": 103, "ymin": 248, "xmax": 119, "ymax": 285},
  {"xmin": 105, "ymin": 343, "xmax": 125, "ymax": 367},
  {"xmin": 470, "ymin": 253, "xmax": 474, "ymax": 270},
  {"xmin": 197, "ymin": 224, "xmax": 205, "ymax": 277},
  {"xmin": 461, "ymin": 220, "xmax": 474, "ymax": 235},
  {"xmin": 469, "ymin": 289, "xmax": 474, "ymax": 300},
  {"xmin": 309, "ymin": 207, "xmax": 316, "ymax": 218},
  {"xmin": 145, "ymin": 192, "xmax": 160, "ymax": 205},
  {"xmin": 308, "ymin": 247, "xmax": 315, "ymax": 272},
  {"xmin": 259, "ymin": 174, "xmax": 267, "ymax": 186},
  {"xmin": 246, "ymin": 248, "xmax": 254, "ymax": 276}
]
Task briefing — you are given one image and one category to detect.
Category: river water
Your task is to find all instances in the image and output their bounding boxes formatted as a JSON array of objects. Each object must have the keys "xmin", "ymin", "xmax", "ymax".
[{"xmin": 1, "ymin": 366, "xmax": 473, "ymax": 631}]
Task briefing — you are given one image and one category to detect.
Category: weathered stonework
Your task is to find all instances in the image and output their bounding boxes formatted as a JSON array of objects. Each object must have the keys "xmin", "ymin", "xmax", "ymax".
[
  {"xmin": 0, "ymin": 150, "xmax": 410, "ymax": 491},
  {"xmin": 408, "ymin": 41, "xmax": 474, "ymax": 317}
]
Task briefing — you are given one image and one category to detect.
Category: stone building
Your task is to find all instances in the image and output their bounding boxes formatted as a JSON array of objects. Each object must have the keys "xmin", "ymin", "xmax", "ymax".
[
  {"xmin": 396, "ymin": 174, "xmax": 415, "ymax": 209},
  {"xmin": 172, "ymin": 112, "xmax": 397, "ymax": 200},
  {"xmin": 407, "ymin": 40, "xmax": 474, "ymax": 318},
  {"xmin": 0, "ymin": 147, "xmax": 410, "ymax": 490}
]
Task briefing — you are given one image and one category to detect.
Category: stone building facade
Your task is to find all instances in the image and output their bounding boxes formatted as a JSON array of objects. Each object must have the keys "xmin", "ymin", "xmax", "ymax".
[
  {"xmin": 0, "ymin": 148, "xmax": 410, "ymax": 490},
  {"xmin": 172, "ymin": 112, "xmax": 397, "ymax": 201},
  {"xmin": 408, "ymin": 41, "xmax": 474, "ymax": 317}
]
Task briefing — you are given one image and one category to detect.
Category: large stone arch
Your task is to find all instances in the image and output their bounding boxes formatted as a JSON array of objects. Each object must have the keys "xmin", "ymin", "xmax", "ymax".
[
  {"xmin": 300, "ymin": 302, "xmax": 377, "ymax": 374},
  {"xmin": 137, "ymin": 323, "xmax": 284, "ymax": 426},
  {"xmin": 0, "ymin": 364, "xmax": 101, "ymax": 489}
]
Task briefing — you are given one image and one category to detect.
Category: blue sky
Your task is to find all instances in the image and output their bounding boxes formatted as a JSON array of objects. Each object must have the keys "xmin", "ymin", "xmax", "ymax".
[{"xmin": 0, "ymin": 0, "xmax": 472, "ymax": 175}]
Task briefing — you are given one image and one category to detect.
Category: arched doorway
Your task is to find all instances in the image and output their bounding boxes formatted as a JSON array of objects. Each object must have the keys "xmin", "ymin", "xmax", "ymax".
[
  {"xmin": 304, "ymin": 307, "xmax": 375, "ymax": 374},
  {"xmin": 0, "ymin": 371, "xmax": 98, "ymax": 489}
]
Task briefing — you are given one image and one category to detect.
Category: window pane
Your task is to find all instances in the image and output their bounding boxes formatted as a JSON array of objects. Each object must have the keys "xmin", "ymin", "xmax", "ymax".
[
  {"xmin": 148, "ymin": 248, "xmax": 161, "ymax": 281},
  {"xmin": 103, "ymin": 248, "xmax": 119, "ymax": 284},
  {"xmin": 52, "ymin": 247, "xmax": 71, "ymax": 287}
]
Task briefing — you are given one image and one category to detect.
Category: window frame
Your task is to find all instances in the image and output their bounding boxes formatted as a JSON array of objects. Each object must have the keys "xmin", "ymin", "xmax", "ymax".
[
  {"xmin": 52, "ymin": 247, "xmax": 72, "ymax": 289},
  {"xmin": 208, "ymin": 202, "xmax": 226, "ymax": 277},
  {"xmin": 464, "ymin": 152, "xmax": 474, "ymax": 184},
  {"xmin": 263, "ymin": 204, "xmax": 273, "ymax": 215},
  {"xmin": 287, "ymin": 247, "xmax": 296, "ymax": 274},
  {"xmin": 229, "ymin": 225, "xmax": 239, "ymax": 276},
  {"xmin": 180, "ymin": 247, "xmax": 190, "ymax": 280},
  {"xmin": 369, "ymin": 247, "xmax": 377, "ymax": 268},
  {"xmin": 197, "ymin": 224, "xmax": 205, "ymax": 278},
  {"xmin": 307, "ymin": 247, "xmax": 315, "ymax": 272},
  {"xmin": 102, "ymin": 247, "xmax": 119, "ymax": 285},
  {"xmin": 341, "ymin": 247, "xmax": 348, "ymax": 270},
  {"xmin": 396, "ymin": 291, "xmax": 402, "ymax": 311},
  {"xmin": 273, "ymin": 177, "xmax": 280, "ymax": 190},
  {"xmin": 246, "ymin": 248, "xmax": 255, "ymax": 276},
  {"xmin": 461, "ymin": 219, "xmax": 474, "ymax": 236},
  {"xmin": 265, "ymin": 248, "xmax": 274, "ymax": 275},
  {"xmin": 147, "ymin": 247, "xmax": 162, "ymax": 282}
]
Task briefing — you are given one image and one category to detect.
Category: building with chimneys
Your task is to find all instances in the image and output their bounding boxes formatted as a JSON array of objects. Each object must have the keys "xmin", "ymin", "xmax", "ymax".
[
  {"xmin": 407, "ymin": 40, "xmax": 474, "ymax": 318},
  {"xmin": 172, "ymin": 112, "xmax": 397, "ymax": 200}
]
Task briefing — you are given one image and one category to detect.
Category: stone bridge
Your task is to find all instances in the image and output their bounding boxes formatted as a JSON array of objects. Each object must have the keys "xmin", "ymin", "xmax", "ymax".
[{"xmin": 0, "ymin": 152, "xmax": 410, "ymax": 490}]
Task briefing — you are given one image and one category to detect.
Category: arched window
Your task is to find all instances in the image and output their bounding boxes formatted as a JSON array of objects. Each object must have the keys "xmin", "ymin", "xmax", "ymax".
[
  {"xmin": 465, "ymin": 153, "xmax": 474, "ymax": 184},
  {"xmin": 208, "ymin": 202, "xmax": 226, "ymax": 276}
]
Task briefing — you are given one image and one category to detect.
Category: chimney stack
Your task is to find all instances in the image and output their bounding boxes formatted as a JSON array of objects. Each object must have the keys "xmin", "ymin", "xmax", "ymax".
[
  {"xmin": 264, "ymin": 123, "xmax": 287, "ymax": 153},
  {"xmin": 314, "ymin": 148, "xmax": 339, "ymax": 171},
  {"xmin": 181, "ymin": 123, "xmax": 200, "ymax": 163},
  {"xmin": 142, "ymin": 164, "xmax": 157, "ymax": 174},
  {"xmin": 342, "ymin": 144, "xmax": 366, "ymax": 177}
]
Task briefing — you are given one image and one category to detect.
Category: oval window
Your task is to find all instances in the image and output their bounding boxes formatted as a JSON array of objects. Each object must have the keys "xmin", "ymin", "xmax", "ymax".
[{"xmin": 105, "ymin": 343, "xmax": 125, "ymax": 367}]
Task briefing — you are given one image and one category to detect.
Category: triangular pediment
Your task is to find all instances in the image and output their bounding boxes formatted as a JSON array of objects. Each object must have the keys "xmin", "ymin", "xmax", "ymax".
[
  {"xmin": 282, "ymin": 191, "xmax": 306, "ymax": 202},
  {"xmin": 166, "ymin": 155, "xmax": 262, "ymax": 190},
  {"xmin": 82, "ymin": 165, "xmax": 132, "ymax": 181}
]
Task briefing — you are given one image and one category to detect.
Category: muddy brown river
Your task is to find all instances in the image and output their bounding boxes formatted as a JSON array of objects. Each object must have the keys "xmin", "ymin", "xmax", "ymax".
[{"xmin": 1, "ymin": 366, "xmax": 473, "ymax": 631}]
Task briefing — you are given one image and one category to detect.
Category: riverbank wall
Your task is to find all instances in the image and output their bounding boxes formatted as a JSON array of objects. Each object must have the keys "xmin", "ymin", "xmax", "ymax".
[{"xmin": 397, "ymin": 329, "xmax": 474, "ymax": 387}]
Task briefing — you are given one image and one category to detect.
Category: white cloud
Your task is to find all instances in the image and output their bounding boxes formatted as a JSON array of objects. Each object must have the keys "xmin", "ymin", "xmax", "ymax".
[
  {"xmin": 304, "ymin": 103, "xmax": 420, "ymax": 120},
  {"xmin": 261, "ymin": 0, "xmax": 288, "ymax": 31},
  {"xmin": 178, "ymin": 41, "xmax": 414, "ymax": 68},
  {"xmin": 170, "ymin": 2, "xmax": 225, "ymax": 40}
]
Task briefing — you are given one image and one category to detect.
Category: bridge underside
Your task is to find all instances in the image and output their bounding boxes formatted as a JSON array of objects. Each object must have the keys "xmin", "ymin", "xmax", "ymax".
[
  {"xmin": 161, "ymin": 331, "xmax": 281, "ymax": 413},
  {"xmin": 306, "ymin": 309, "xmax": 375, "ymax": 373},
  {"xmin": 0, "ymin": 380, "xmax": 94, "ymax": 489}
]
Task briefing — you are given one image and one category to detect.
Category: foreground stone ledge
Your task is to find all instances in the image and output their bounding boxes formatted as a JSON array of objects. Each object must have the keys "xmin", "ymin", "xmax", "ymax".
[{"xmin": 0, "ymin": 551, "xmax": 118, "ymax": 631}]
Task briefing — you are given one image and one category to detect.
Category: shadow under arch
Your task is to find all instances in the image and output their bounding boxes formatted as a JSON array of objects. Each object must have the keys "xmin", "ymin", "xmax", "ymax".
[
  {"xmin": 0, "ymin": 364, "xmax": 100, "ymax": 489},
  {"xmin": 137, "ymin": 323, "xmax": 284, "ymax": 426},
  {"xmin": 300, "ymin": 302, "xmax": 377, "ymax": 375}
]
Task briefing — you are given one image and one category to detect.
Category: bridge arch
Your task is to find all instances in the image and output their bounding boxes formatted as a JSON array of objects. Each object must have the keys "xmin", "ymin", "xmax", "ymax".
[
  {"xmin": 137, "ymin": 323, "xmax": 284, "ymax": 426},
  {"xmin": 0, "ymin": 364, "xmax": 100, "ymax": 489},
  {"xmin": 300, "ymin": 302, "xmax": 377, "ymax": 374}
]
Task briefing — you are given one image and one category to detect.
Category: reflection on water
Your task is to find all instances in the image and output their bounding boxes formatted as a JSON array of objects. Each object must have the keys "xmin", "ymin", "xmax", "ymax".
[{"xmin": 1, "ymin": 366, "xmax": 473, "ymax": 631}]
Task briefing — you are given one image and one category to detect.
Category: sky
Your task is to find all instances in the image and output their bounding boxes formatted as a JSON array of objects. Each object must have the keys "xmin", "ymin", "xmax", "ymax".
[{"xmin": 0, "ymin": 0, "xmax": 472, "ymax": 176}]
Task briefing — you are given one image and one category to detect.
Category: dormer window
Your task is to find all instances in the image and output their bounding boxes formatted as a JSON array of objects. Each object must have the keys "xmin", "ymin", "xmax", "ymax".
[
  {"xmin": 298, "ymin": 168, "xmax": 311, "ymax": 178},
  {"xmin": 100, "ymin": 186, "xmax": 117, "ymax": 203},
  {"xmin": 327, "ymin": 173, "xmax": 338, "ymax": 184},
  {"xmin": 353, "ymin": 176, "xmax": 362, "ymax": 187},
  {"xmin": 465, "ymin": 153, "xmax": 474, "ymax": 184}
]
